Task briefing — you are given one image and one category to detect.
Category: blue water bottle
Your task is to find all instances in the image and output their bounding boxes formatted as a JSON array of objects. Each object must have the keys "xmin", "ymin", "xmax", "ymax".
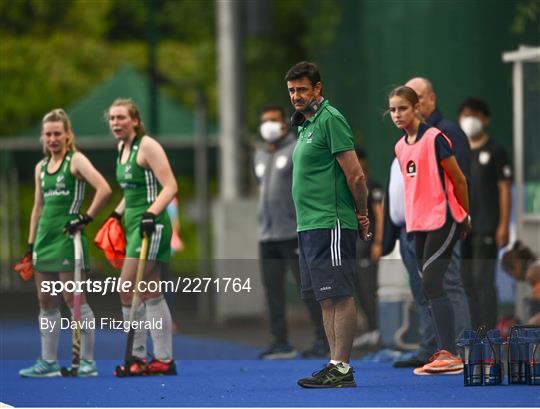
[
  {"xmin": 482, "ymin": 329, "xmax": 503, "ymax": 385},
  {"xmin": 526, "ymin": 329, "xmax": 540, "ymax": 385},
  {"xmin": 508, "ymin": 327, "xmax": 530, "ymax": 384},
  {"xmin": 508, "ymin": 325, "xmax": 538, "ymax": 385},
  {"xmin": 458, "ymin": 330, "xmax": 483, "ymax": 386}
]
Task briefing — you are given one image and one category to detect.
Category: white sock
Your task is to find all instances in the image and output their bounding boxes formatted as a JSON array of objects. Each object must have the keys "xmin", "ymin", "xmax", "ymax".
[
  {"xmin": 145, "ymin": 295, "xmax": 173, "ymax": 361},
  {"xmin": 122, "ymin": 303, "xmax": 147, "ymax": 358},
  {"xmin": 70, "ymin": 303, "xmax": 95, "ymax": 361},
  {"xmin": 335, "ymin": 362, "xmax": 350, "ymax": 373},
  {"xmin": 330, "ymin": 360, "xmax": 351, "ymax": 372},
  {"xmin": 39, "ymin": 308, "xmax": 61, "ymax": 362}
]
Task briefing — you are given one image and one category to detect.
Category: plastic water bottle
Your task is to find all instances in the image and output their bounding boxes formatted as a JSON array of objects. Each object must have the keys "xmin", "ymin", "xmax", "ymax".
[
  {"xmin": 482, "ymin": 329, "xmax": 503, "ymax": 385},
  {"xmin": 508, "ymin": 328, "xmax": 528, "ymax": 384},
  {"xmin": 458, "ymin": 330, "xmax": 483, "ymax": 386},
  {"xmin": 526, "ymin": 329, "xmax": 540, "ymax": 385}
]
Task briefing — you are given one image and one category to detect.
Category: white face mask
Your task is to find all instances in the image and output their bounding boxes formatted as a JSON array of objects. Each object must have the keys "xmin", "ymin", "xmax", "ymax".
[
  {"xmin": 260, "ymin": 121, "xmax": 284, "ymax": 143},
  {"xmin": 460, "ymin": 116, "xmax": 483, "ymax": 139}
]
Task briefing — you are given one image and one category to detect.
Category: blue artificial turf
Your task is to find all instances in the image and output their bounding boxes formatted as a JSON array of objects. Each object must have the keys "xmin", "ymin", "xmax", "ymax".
[{"xmin": 1, "ymin": 321, "xmax": 538, "ymax": 407}]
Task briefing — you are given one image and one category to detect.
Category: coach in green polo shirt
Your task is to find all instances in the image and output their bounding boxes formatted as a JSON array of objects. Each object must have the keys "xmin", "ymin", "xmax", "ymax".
[{"xmin": 285, "ymin": 61, "xmax": 371, "ymax": 389}]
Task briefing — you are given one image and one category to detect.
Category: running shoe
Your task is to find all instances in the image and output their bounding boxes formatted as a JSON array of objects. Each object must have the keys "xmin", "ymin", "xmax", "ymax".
[
  {"xmin": 258, "ymin": 342, "xmax": 297, "ymax": 360},
  {"xmin": 77, "ymin": 360, "xmax": 98, "ymax": 377},
  {"xmin": 393, "ymin": 353, "xmax": 429, "ymax": 368},
  {"xmin": 19, "ymin": 359, "xmax": 61, "ymax": 378},
  {"xmin": 418, "ymin": 350, "xmax": 463, "ymax": 374},
  {"xmin": 146, "ymin": 358, "xmax": 177, "ymax": 375},
  {"xmin": 114, "ymin": 357, "xmax": 148, "ymax": 377},
  {"xmin": 298, "ymin": 363, "xmax": 357, "ymax": 388},
  {"xmin": 301, "ymin": 338, "xmax": 330, "ymax": 359},
  {"xmin": 413, "ymin": 366, "xmax": 463, "ymax": 376}
]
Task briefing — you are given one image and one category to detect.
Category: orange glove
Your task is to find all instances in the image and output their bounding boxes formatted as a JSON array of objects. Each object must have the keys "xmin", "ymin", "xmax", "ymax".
[
  {"xmin": 14, "ymin": 253, "xmax": 34, "ymax": 281},
  {"xmin": 95, "ymin": 213, "xmax": 126, "ymax": 269}
]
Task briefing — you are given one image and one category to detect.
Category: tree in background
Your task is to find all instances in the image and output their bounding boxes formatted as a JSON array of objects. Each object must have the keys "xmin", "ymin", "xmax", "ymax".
[{"xmin": 0, "ymin": 0, "xmax": 341, "ymax": 136}]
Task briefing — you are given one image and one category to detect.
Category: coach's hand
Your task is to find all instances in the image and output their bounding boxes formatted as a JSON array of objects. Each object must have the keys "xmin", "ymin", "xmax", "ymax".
[
  {"xmin": 64, "ymin": 214, "xmax": 93, "ymax": 235},
  {"xmin": 140, "ymin": 212, "xmax": 156, "ymax": 237},
  {"xmin": 459, "ymin": 215, "xmax": 471, "ymax": 241},
  {"xmin": 357, "ymin": 213, "xmax": 371, "ymax": 241}
]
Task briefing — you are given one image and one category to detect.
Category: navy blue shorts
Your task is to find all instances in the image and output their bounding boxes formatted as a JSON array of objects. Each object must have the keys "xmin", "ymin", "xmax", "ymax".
[{"xmin": 298, "ymin": 223, "xmax": 358, "ymax": 302}]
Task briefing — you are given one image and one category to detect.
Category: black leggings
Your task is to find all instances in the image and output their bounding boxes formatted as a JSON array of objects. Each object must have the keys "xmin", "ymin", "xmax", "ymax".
[
  {"xmin": 414, "ymin": 215, "xmax": 461, "ymax": 354},
  {"xmin": 414, "ymin": 216, "xmax": 460, "ymax": 300}
]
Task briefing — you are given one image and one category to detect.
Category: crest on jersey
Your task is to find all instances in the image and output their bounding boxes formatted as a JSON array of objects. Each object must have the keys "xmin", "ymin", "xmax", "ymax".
[
  {"xmin": 255, "ymin": 163, "xmax": 265, "ymax": 178},
  {"xmin": 275, "ymin": 155, "xmax": 288, "ymax": 169},
  {"xmin": 479, "ymin": 151, "xmax": 490, "ymax": 165},
  {"xmin": 406, "ymin": 160, "xmax": 417, "ymax": 177},
  {"xmin": 124, "ymin": 164, "xmax": 133, "ymax": 180},
  {"xmin": 56, "ymin": 175, "xmax": 66, "ymax": 189}
]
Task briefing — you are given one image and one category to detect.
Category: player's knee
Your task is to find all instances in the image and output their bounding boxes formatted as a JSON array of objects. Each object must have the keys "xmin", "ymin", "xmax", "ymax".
[
  {"xmin": 422, "ymin": 275, "xmax": 444, "ymax": 299},
  {"xmin": 37, "ymin": 292, "xmax": 59, "ymax": 310},
  {"xmin": 119, "ymin": 291, "xmax": 133, "ymax": 306},
  {"xmin": 62, "ymin": 292, "xmax": 74, "ymax": 308}
]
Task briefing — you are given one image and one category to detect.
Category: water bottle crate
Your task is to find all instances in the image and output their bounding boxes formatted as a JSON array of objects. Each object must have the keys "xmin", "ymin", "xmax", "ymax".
[{"xmin": 457, "ymin": 325, "xmax": 540, "ymax": 386}]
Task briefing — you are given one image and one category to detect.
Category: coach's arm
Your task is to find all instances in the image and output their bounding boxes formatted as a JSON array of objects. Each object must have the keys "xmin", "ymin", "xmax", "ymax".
[{"xmin": 336, "ymin": 150, "xmax": 370, "ymax": 239}]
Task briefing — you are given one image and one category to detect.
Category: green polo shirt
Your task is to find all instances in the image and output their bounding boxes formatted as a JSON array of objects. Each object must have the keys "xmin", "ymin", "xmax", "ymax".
[{"xmin": 292, "ymin": 99, "xmax": 358, "ymax": 232}]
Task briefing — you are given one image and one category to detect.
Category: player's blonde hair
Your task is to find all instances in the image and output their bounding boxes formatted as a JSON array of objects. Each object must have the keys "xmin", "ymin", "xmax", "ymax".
[{"xmin": 41, "ymin": 108, "xmax": 77, "ymax": 157}]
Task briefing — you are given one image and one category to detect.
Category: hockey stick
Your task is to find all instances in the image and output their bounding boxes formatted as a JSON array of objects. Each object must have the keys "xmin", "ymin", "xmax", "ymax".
[
  {"xmin": 61, "ymin": 231, "xmax": 82, "ymax": 377},
  {"xmin": 115, "ymin": 234, "xmax": 149, "ymax": 377}
]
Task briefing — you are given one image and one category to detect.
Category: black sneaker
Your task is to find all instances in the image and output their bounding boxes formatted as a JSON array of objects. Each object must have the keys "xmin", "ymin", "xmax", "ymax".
[
  {"xmin": 393, "ymin": 354, "xmax": 428, "ymax": 368},
  {"xmin": 302, "ymin": 338, "xmax": 330, "ymax": 358},
  {"xmin": 298, "ymin": 363, "xmax": 357, "ymax": 388},
  {"xmin": 258, "ymin": 342, "xmax": 297, "ymax": 360}
]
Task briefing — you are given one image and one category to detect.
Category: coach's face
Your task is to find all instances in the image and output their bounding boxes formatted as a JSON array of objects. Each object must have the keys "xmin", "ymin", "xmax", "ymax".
[{"xmin": 287, "ymin": 77, "xmax": 321, "ymax": 113}]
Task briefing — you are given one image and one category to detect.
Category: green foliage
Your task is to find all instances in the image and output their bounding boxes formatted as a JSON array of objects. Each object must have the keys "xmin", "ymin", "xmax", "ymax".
[
  {"xmin": 0, "ymin": 0, "xmax": 342, "ymax": 136},
  {"xmin": 0, "ymin": 35, "xmax": 137, "ymax": 135},
  {"xmin": 244, "ymin": 0, "xmax": 342, "ymax": 132},
  {"xmin": 512, "ymin": 0, "xmax": 540, "ymax": 35}
]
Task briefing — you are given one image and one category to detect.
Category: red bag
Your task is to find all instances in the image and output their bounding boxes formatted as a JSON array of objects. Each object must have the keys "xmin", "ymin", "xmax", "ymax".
[
  {"xmin": 13, "ymin": 254, "xmax": 34, "ymax": 281},
  {"xmin": 95, "ymin": 217, "xmax": 126, "ymax": 269}
]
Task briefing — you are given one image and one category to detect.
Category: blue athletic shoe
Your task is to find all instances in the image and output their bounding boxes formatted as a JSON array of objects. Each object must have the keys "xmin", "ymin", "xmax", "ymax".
[
  {"xmin": 19, "ymin": 359, "xmax": 61, "ymax": 378},
  {"xmin": 76, "ymin": 360, "xmax": 98, "ymax": 377}
]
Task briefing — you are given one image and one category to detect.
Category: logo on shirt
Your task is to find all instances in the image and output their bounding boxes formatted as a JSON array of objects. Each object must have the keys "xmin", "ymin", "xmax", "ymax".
[
  {"xmin": 406, "ymin": 160, "xmax": 417, "ymax": 177},
  {"xmin": 479, "ymin": 151, "xmax": 491, "ymax": 165},
  {"xmin": 275, "ymin": 155, "xmax": 288, "ymax": 169},
  {"xmin": 306, "ymin": 131, "xmax": 314, "ymax": 144},
  {"xmin": 56, "ymin": 175, "xmax": 66, "ymax": 189},
  {"xmin": 319, "ymin": 286, "xmax": 332, "ymax": 292},
  {"xmin": 124, "ymin": 164, "xmax": 132, "ymax": 180},
  {"xmin": 255, "ymin": 163, "xmax": 265, "ymax": 178}
]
